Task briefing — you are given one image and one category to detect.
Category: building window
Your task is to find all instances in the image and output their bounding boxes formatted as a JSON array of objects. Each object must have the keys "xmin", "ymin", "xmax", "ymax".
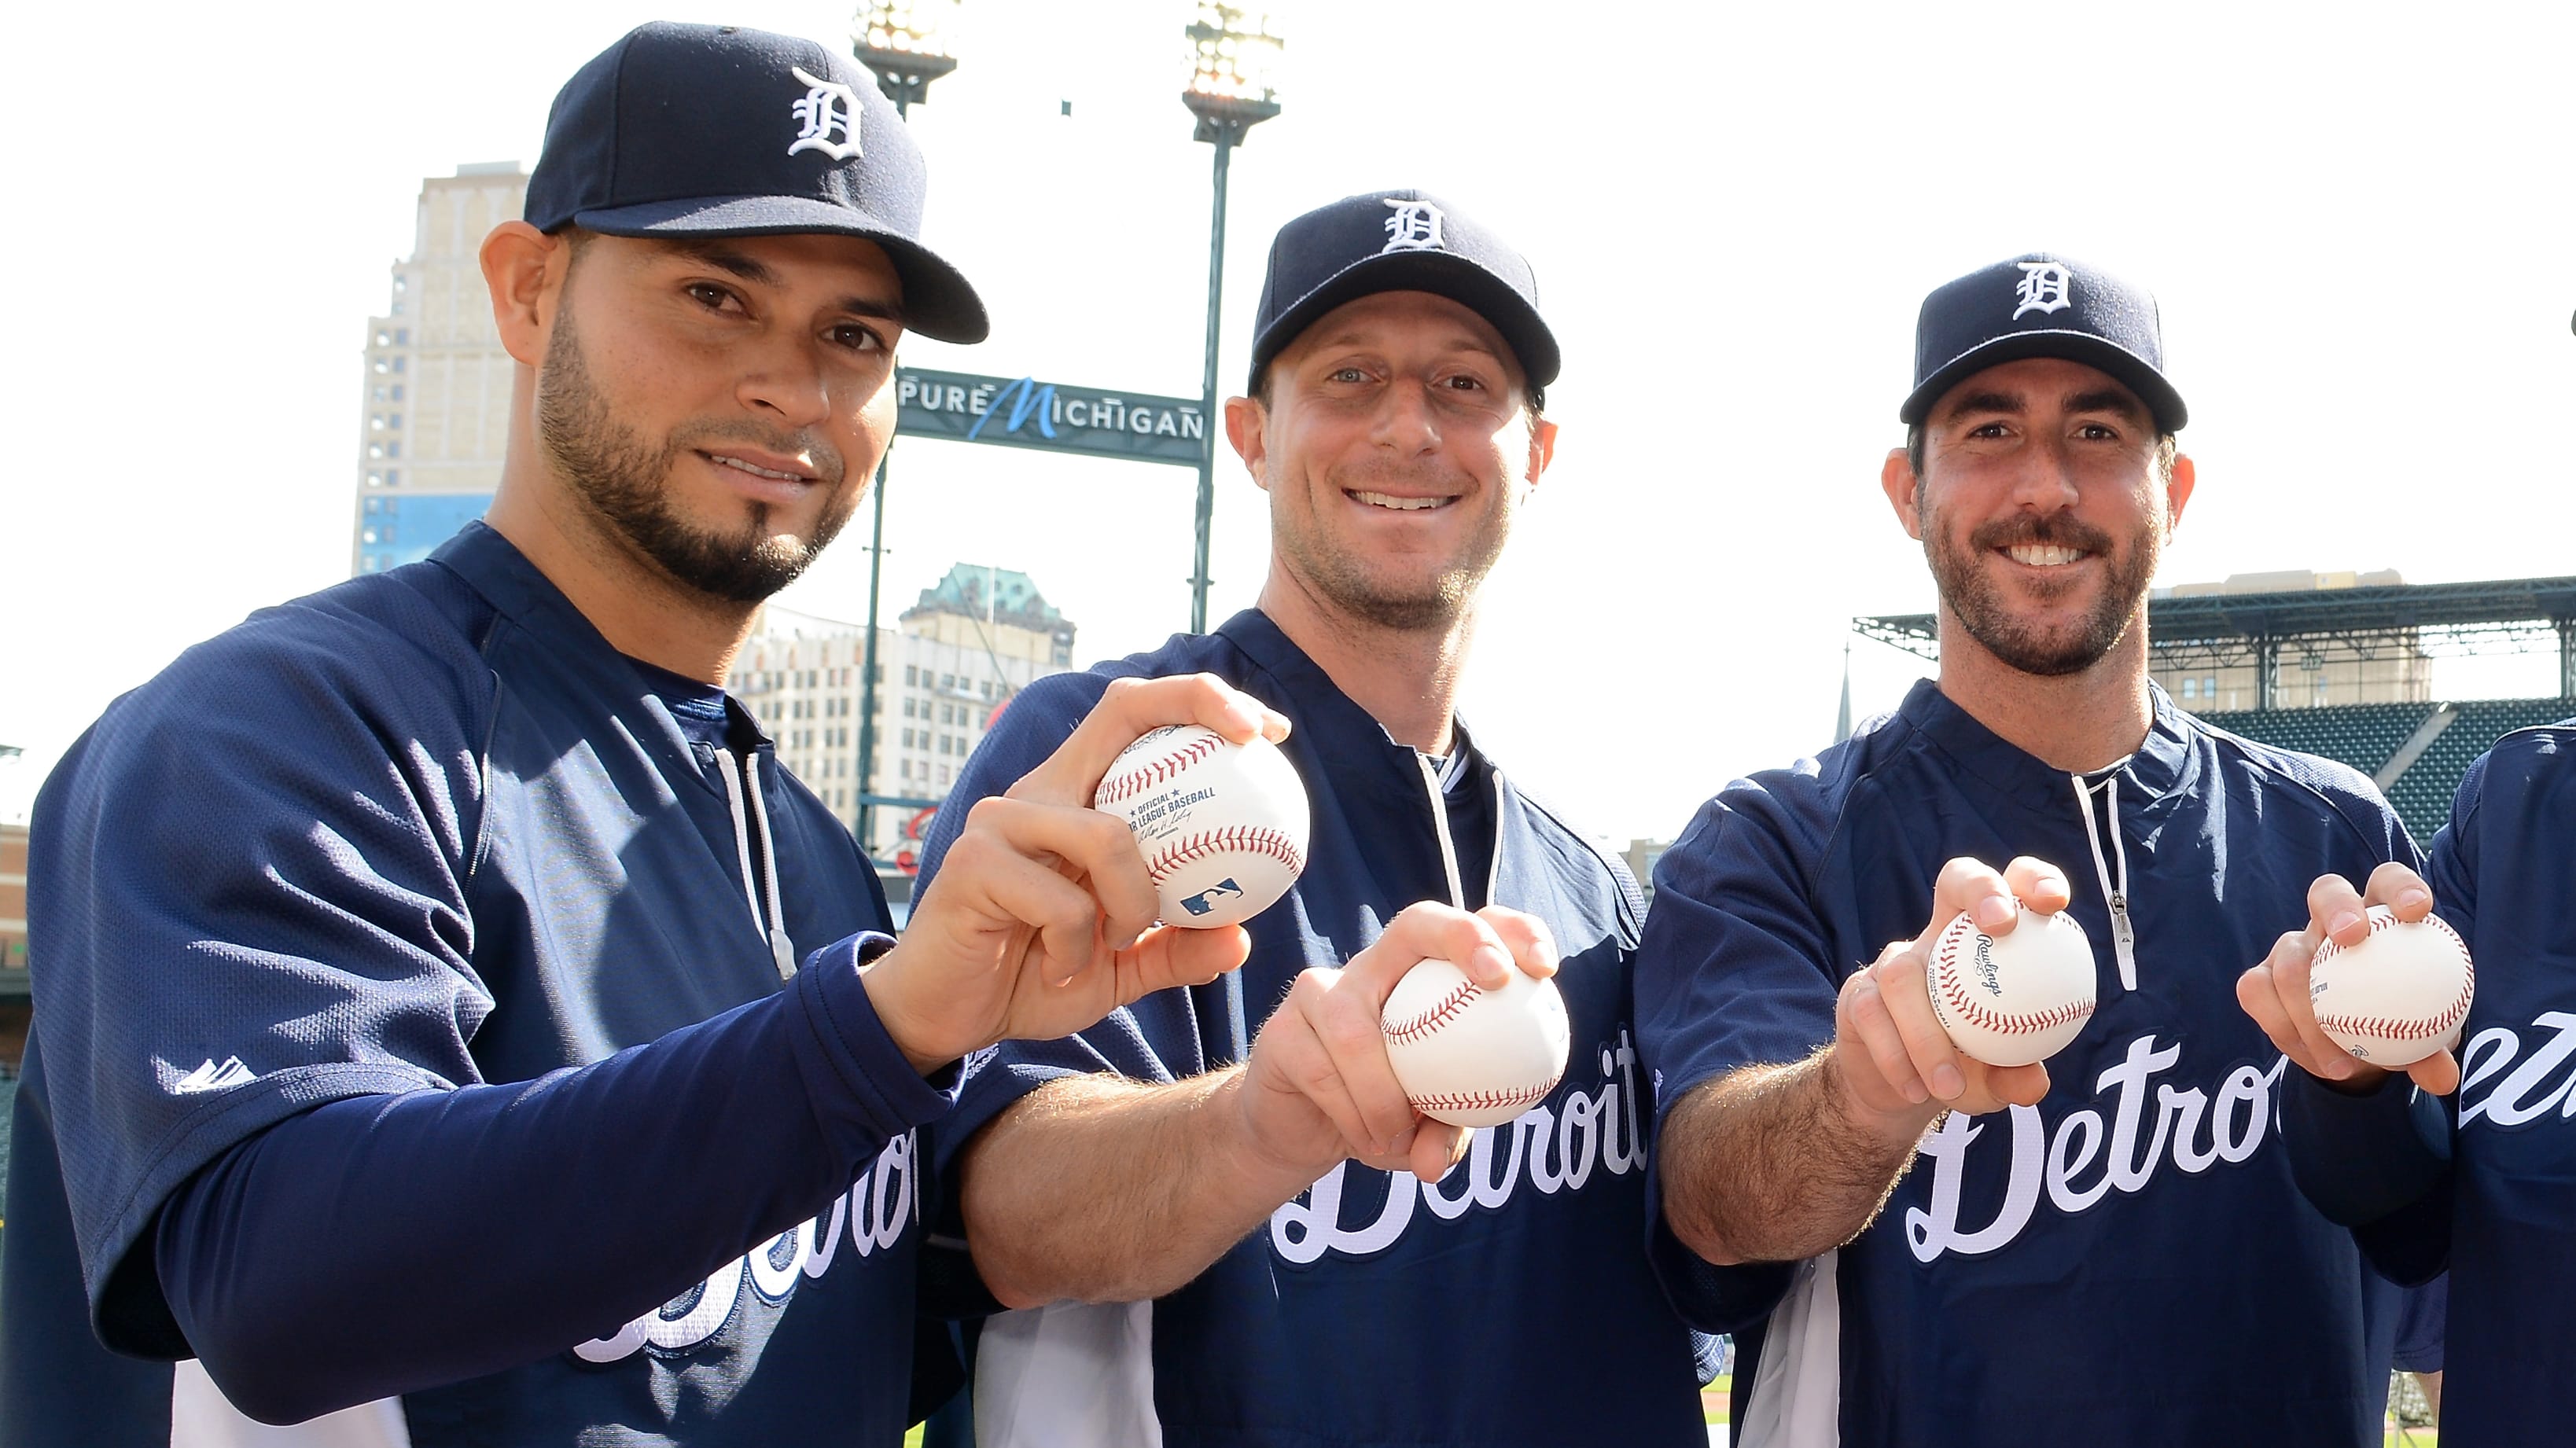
[
  {"xmin": 393, "ymin": 357, "xmax": 406, "ymax": 373},
  {"xmin": 386, "ymin": 442, "xmax": 400, "ymax": 458},
  {"xmin": 905, "ymin": 665, "xmax": 918, "ymax": 686},
  {"xmin": 938, "ymin": 766, "xmax": 951, "ymax": 787},
  {"xmin": 2180, "ymin": 678, "xmax": 2198, "ymax": 700},
  {"xmin": 2204, "ymin": 676, "xmax": 2217, "ymax": 696},
  {"xmin": 395, "ymin": 329, "xmax": 409, "ymax": 344},
  {"xmin": 392, "ymin": 384, "xmax": 405, "ymax": 402}
]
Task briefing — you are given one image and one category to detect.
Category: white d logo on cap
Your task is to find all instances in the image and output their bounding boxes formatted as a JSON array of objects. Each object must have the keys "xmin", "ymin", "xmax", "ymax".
[
  {"xmin": 1381, "ymin": 199, "xmax": 1446, "ymax": 254},
  {"xmin": 788, "ymin": 64, "xmax": 863, "ymax": 161},
  {"xmin": 2012, "ymin": 261, "xmax": 2073, "ymax": 319}
]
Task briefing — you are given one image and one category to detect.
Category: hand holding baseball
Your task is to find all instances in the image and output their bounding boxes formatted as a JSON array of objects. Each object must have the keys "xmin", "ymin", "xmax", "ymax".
[
  {"xmin": 1833, "ymin": 856, "xmax": 2066, "ymax": 1137},
  {"xmin": 865, "ymin": 674, "xmax": 1292, "ymax": 1073},
  {"xmin": 1238, "ymin": 902, "xmax": 1558, "ymax": 1187},
  {"xmin": 2236, "ymin": 862, "xmax": 2464, "ymax": 1096}
]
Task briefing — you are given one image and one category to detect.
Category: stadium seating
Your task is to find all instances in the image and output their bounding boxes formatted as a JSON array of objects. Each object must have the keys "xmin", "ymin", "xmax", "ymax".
[{"xmin": 2195, "ymin": 699, "xmax": 2573, "ymax": 846}]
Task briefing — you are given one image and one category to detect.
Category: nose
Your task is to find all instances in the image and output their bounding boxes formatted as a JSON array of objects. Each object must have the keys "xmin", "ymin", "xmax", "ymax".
[
  {"xmin": 2003, "ymin": 432, "xmax": 2083, "ymax": 513},
  {"xmin": 734, "ymin": 332, "xmax": 834, "ymax": 432},
  {"xmin": 1367, "ymin": 380, "xmax": 1441, "ymax": 454}
]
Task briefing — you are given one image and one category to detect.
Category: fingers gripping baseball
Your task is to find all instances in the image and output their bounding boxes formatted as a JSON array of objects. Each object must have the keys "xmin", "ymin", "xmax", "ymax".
[{"xmin": 1008, "ymin": 674, "xmax": 1289, "ymax": 809}]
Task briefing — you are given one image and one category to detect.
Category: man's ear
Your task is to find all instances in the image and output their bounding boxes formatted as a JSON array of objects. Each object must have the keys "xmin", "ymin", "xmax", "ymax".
[
  {"xmin": 1881, "ymin": 447, "xmax": 1925, "ymax": 541},
  {"xmin": 1224, "ymin": 395, "xmax": 1271, "ymax": 492},
  {"xmin": 481, "ymin": 222, "xmax": 569, "ymax": 367},
  {"xmin": 1524, "ymin": 413, "xmax": 1558, "ymax": 491},
  {"xmin": 2164, "ymin": 452, "xmax": 2197, "ymax": 537}
]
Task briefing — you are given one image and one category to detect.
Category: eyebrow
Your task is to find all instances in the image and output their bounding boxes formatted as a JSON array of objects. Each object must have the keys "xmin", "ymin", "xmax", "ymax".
[
  {"xmin": 670, "ymin": 241, "xmax": 907, "ymax": 324},
  {"xmin": 1938, "ymin": 386, "xmax": 2147, "ymax": 423}
]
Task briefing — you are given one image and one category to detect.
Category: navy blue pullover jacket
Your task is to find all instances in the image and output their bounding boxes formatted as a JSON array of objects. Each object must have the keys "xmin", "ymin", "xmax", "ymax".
[
  {"xmin": 914, "ymin": 610, "xmax": 1711, "ymax": 1448},
  {"xmin": 1637, "ymin": 679, "xmax": 2411, "ymax": 1448},
  {"xmin": 0, "ymin": 524, "xmax": 953, "ymax": 1447},
  {"xmin": 2283, "ymin": 719, "xmax": 2576, "ymax": 1448}
]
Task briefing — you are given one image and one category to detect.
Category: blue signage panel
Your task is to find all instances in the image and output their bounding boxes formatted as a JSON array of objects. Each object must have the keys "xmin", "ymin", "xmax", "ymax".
[{"xmin": 896, "ymin": 368, "xmax": 1205, "ymax": 466}]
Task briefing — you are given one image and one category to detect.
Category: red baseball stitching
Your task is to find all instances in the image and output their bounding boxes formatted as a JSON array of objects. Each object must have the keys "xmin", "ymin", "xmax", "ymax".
[
  {"xmin": 1384, "ymin": 979, "xmax": 1481, "ymax": 1046},
  {"xmin": 1095, "ymin": 733, "xmax": 1223, "ymax": 808},
  {"xmin": 2312, "ymin": 913, "xmax": 2475, "ymax": 1047},
  {"xmin": 1411, "ymin": 1080, "xmax": 1556, "ymax": 1117},
  {"xmin": 1145, "ymin": 827, "xmax": 1305, "ymax": 884},
  {"xmin": 1930, "ymin": 924, "xmax": 2096, "ymax": 1038}
]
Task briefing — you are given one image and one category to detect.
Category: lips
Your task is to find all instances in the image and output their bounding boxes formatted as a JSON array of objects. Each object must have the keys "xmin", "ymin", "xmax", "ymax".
[
  {"xmin": 705, "ymin": 450, "xmax": 814, "ymax": 484},
  {"xmin": 1347, "ymin": 489, "xmax": 1452, "ymax": 512}
]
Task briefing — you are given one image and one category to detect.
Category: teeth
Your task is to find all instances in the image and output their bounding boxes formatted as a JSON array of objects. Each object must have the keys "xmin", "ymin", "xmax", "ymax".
[
  {"xmin": 2007, "ymin": 544, "xmax": 2083, "ymax": 566},
  {"xmin": 712, "ymin": 454, "xmax": 804, "ymax": 483},
  {"xmin": 1352, "ymin": 491, "xmax": 1442, "ymax": 511}
]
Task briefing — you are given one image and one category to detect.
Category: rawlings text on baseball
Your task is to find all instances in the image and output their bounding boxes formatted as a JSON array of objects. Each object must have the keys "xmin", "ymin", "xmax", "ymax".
[
  {"xmin": 1093, "ymin": 723, "xmax": 1310, "ymax": 929},
  {"xmin": 1926, "ymin": 903, "xmax": 2098, "ymax": 1068},
  {"xmin": 2307, "ymin": 905, "xmax": 2475, "ymax": 1067},
  {"xmin": 1379, "ymin": 957, "xmax": 1571, "ymax": 1129}
]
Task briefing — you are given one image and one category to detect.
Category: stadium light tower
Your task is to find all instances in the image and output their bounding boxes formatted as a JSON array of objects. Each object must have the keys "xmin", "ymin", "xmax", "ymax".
[
  {"xmin": 1181, "ymin": 3, "xmax": 1283, "ymax": 632},
  {"xmin": 850, "ymin": 0, "xmax": 961, "ymax": 855}
]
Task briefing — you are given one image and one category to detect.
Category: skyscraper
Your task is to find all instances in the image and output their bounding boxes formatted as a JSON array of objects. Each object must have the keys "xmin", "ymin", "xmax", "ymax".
[{"xmin": 352, "ymin": 163, "xmax": 527, "ymax": 576}]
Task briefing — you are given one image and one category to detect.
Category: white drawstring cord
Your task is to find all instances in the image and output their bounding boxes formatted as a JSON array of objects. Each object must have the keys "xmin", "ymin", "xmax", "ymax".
[
  {"xmin": 742, "ymin": 754, "xmax": 800, "ymax": 979},
  {"xmin": 718, "ymin": 748, "xmax": 800, "ymax": 979},
  {"xmin": 2070, "ymin": 772, "xmax": 2139, "ymax": 992}
]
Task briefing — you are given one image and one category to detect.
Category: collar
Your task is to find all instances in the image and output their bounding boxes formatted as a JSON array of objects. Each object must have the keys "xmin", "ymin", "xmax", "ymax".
[
  {"xmin": 1895, "ymin": 676, "xmax": 2200, "ymax": 821},
  {"xmin": 1214, "ymin": 608, "xmax": 1494, "ymax": 777},
  {"xmin": 426, "ymin": 521, "xmax": 775, "ymax": 761}
]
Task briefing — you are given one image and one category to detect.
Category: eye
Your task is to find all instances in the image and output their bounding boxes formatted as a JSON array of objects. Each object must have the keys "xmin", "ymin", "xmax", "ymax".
[
  {"xmin": 1967, "ymin": 421, "xmax": 2011, "ymax": 438},
  {"xmin": 2078, "ymin": 421, "xmax": 2122, "ymax": 440},
  {"xmin": 1327, "ymin": 366, "xmax": 1370, "ymax": 384},
  {"xmin": 685, "ymin": 281, "xmax": 743, "ymax": 313},
  {"xmin": 826, "ymin": 321, "xmax": 888, "ymax": 354},
  {"xmin": 1441, "ymin": 373, "xmax": 1488, "ymax": 391}
]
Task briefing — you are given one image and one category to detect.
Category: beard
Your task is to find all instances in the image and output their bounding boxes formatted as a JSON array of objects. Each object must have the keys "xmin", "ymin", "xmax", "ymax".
[
  {"xmin": 1274, "ymin": 463, "xmax": 1511, "ymax": 633},
  {"xmin": 1923, "ymin": 505, "xmax": 2157, "ymax": 677},
  {"xmin": 535, "ymin": 299, "xmax": 852, "ymax": 604}
]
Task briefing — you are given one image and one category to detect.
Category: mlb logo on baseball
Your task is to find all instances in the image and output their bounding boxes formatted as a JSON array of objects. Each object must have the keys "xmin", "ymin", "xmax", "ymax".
[{"xmin": 1094, "ymin": 724, "xmax": 1311, "ymax": 929}]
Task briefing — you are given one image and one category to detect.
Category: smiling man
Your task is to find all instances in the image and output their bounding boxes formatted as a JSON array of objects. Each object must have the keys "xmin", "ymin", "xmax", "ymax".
[
  {"xmin": 0, "ymin": 23, "xmax": 1275, "ymax": 1448},
  {"xmin": 907, "ymin": 191, "xmax": 1712, "ymax": 1447},
  {"xmin": 1635, "ymin": 256, "xmax": 2416, "ymax": 1446}
]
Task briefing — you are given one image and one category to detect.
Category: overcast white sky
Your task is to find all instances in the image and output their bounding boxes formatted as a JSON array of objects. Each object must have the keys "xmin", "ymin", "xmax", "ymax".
[{"xmin": 4, "ymin": 1, "xmax": 2574, "ymax": 840}]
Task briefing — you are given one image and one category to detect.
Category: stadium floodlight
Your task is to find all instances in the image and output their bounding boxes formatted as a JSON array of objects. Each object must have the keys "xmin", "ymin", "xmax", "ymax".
[
  {"xmin": 1181, "ymin": 3, "xmax": 1283, "ymax": 633},
  {"xmin": 853, "ymin": 1, "xmax": 961, "ymax": 114},
  {"xmin": 848, "ymin": 0, "xmax": 964, "ymax": 858}
]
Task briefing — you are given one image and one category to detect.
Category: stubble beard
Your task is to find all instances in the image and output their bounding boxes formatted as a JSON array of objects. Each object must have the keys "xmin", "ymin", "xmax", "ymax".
[
  {"xmin": 535, "ymin": 298, "xmax": 852, "ymax": 605},
  {"xmin": 1275, "ymin": 466, "xmax": 1511, "ymax": 634},
  {"xmin": 1923, "ymin": 505, "xmax": 2158, "ymax": 678}
]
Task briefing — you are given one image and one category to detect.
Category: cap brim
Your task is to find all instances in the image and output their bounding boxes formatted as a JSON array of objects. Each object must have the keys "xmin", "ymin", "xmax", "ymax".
[
  {"xmin": 571, "ymin": 195, "xmax": 990, "ymax": 345},
  {"xmin": 1901, "ymin": 331, "xmax": 2186, "ymax": 432},
  {"xmin": 1250, "ymin": 250, "xmax": 1558, "ymax": 395}
]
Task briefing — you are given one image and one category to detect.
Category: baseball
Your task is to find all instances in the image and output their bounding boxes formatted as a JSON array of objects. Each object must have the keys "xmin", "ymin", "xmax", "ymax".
[
  {"xmin": 2307, "ymin": 906, "xmax": 2475, "ymax": 1067},
  {"xmin": 1926, "ymin": 904, "xmax": 2099, "ymax": 1068},
  {"xmin": 1380, "ymin": 958, "xmax": 1571, "ymax": 1129},
  {"xmin": 1093, "ymin": 724, "xmax": 1310, "ymax": 929}
]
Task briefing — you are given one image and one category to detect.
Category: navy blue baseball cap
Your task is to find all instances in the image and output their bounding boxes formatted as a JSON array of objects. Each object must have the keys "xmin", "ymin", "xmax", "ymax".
[
  {"xmin": 525, "ymin": 22, "xmax": 988, "ymax": 344},
  {"xmin": 1247, "ymin": 189, "xmax": 1558, "ymax": 398},
  {"xmin": 1901, "ymin": 253, "xmax": 2184, "ymax": 433}
]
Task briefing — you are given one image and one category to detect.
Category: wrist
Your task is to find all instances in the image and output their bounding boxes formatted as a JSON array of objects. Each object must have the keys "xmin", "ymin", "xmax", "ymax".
[
  {"xmin": 856, "ymin": 945, "xmax": 963, "ymax": 1078},
  {"xmin": 1821, "ymin": 1044, "xmax": 1941, "ymax": 1147},
  {"xmin": 1213, "ymin": 1068, "xmax": 1341, "ymax": 1200}
]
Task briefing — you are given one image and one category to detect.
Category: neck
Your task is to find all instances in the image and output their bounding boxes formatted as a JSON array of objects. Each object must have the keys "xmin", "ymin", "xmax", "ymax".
[
  {"xmin": 483, "ymin": 373, "xmax": 758, "ymax": 685},
  {"xmin": 1934, "ymin": 610, "xmax": 2155, "ymax": 774},
  {"xmin": 1255, "ymin": 566, "xmax": 1474, "ymax": 755}
]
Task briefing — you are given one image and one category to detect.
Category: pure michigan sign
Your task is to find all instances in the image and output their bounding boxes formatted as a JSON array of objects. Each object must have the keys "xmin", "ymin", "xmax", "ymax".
[{"xmin": 896, "ymin": 368, "xmax": 1205, "ymax": 467}]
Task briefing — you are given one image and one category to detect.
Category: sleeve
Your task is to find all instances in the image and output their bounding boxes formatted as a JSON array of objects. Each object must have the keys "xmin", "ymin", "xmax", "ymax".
[
  {"xmin": 28, "ymin": 617, "xmax": 499, "ymax": 1329},
  {"xmin": 1631, "ymin": 770, "xmax": 1845, "ymax": 1333},
  {"xmin": 2275, "ymin": 750, "xmax": 2490, "ymax": 1281},
  {"xmin": 153, "ymin": 932, "xmax": 958, "ymax": 1424}
]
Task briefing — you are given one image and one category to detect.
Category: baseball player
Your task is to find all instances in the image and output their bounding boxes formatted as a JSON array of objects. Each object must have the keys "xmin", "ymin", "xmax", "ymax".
[
  {"xmin": 0, "ymin": 24, "xmax": 1275, "ymax": 1448},
  {"xmin": 1636, "ymin": 255, "xmax": 2415, "ymax": 1446},
  {"xmin": 910, "ymin": 191, "xmax": 1712, "ymax": 1446},
  {"xmin": 2242, "ymin": 730, "xmax": 2576, "ymax": 1445}
]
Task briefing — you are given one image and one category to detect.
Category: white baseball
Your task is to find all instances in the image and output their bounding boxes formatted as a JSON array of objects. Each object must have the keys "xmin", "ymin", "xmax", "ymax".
[
  {"xmin": 1926, "ymin": 905, "xmax": 2098, "ymax": 1068},
  {"xmin": 2307, "ymin": 906, "xmax": 2475, "ymax": 1067},
  {"xmin": 1379, "ymin": 958, "xmax": 1570, "ymax": 1129},
  {"xmin": 1093, "ymin": 724, "xmax": 1309, "ymax": 929}
]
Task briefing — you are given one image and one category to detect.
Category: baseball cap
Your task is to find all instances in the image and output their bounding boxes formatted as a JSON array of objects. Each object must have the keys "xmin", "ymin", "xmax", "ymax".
[
  {"xmin": 525, "ymin": 21, "xmax": 988, "ymax": 344},
  {"xmin": 1246, "ymin": 189, "xmax": 1558, "ymax": 399},
  {"xmin": 1901, "ymin": 253, "xmax": 2184, "ymax": 433}
]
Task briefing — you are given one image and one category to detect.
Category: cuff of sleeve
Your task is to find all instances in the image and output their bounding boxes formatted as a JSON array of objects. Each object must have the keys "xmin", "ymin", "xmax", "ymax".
[
  {"xmin": 786, "ymin": 932, "xmax": 959, "ymax": 1155},
  {"xmin": 2283, "ymin": 1068, "xmax": 2447, "ymax": 1225}
]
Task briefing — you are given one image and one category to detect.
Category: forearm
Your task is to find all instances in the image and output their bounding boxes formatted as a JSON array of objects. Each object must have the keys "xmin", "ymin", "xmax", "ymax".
[
  {"xmin": 1659, "ymin": 1048, "xmax": 1926, "ymax": 1266},
  {"xmin": 156, "ymin": 939, "xmax": 948, "ymax": 1424},
  {"xmin": 962, "ymin": 1068, "xmax": 1318, "ymax": 1307},
  {"xmin": 2283, "ymin": 1068, "xmax": 2452, "ymax": 1226}
]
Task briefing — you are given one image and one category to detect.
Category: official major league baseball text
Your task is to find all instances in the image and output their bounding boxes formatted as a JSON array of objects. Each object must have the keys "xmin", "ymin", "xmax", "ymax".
[
  {"xmin": 1380, "ymin": 957, "xmax": 1572, "ymax": 1128},
  {"xmin": 1927, "ymin": 904, "xmax": 2099, "ymax": 1068},
  {"xmin": 2308, "ymin": 906, "xmax": 2475, "ymax": 1066},
  {"xmin": 1094, "ymin": 723, "xmax": 1311, "ymax": 928}
]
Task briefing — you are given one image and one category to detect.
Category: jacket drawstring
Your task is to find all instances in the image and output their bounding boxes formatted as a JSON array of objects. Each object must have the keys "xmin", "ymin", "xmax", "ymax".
[
  {"xmin": 2070, "ymin": 772, "xmax": 2137, "ymax": 992},
  {"xmin": 718, "ymin": 748, "xmax": 800, "ymax": 979}
]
